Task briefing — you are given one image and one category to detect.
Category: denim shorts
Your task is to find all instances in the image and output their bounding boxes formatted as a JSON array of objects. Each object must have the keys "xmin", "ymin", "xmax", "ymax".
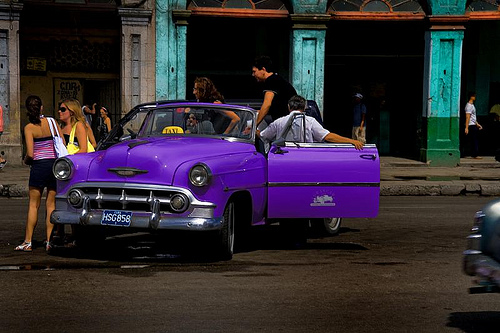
[{"xmin": 29, "ymin": 158, "xmax": 57, "ymax": 189}]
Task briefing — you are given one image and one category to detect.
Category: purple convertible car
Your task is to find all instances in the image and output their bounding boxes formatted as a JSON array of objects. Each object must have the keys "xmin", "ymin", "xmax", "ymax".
[{"xmin": 51, "ymin": 101, "xmax": 380, "ymax": 259}]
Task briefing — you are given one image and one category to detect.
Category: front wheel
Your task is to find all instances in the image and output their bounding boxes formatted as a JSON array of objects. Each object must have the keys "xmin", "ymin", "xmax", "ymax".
[
  {"xmin": 311, "ymin": 217, "xmax": 342, "ymax": 236},
  {"xmin": 214, "ymin": 201, "xmax": 235, "ymax": 260}
]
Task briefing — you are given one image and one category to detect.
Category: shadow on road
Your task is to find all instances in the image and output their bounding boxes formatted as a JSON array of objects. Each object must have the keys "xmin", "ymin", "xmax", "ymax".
[
  {"xmin": 44, "ymin": 224, "xmax": 367, "ymax": 264},
  {"xmin": 447, "ymin": 311, "xmax": 500, "ymax": 333}
]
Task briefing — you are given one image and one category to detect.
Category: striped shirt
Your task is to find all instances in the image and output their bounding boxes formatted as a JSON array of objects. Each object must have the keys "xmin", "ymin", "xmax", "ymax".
[{"xmin": 33, "ymin": 136, "xmax": 57, "ymax": 160}]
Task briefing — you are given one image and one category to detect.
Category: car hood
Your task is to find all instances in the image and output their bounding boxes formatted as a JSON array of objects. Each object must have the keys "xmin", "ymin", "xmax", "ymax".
[{"xmin": 86, "ymin": 136, "xmax": 254, "ymax": 185}]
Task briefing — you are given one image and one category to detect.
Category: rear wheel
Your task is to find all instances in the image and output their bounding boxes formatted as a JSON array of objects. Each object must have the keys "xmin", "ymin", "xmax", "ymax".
[{"xmin": 311, "ymin": 217, "xmax": 342, "ymax": 236}]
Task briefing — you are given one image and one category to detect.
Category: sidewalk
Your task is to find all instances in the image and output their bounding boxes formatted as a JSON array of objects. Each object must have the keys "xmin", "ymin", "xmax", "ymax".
[
  {"xmin": 380, "ymin": 156, "xmax": 500, "ymax": 196},
  {"xmin": 1, "ymin": 156, "xmax": 499, "ymax": 197}
]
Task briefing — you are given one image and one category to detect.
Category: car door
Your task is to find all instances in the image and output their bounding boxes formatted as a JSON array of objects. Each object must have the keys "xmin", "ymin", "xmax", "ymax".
[{"xmin": 267, "ymin": 114, "xmax": 380, "ymax": 219}]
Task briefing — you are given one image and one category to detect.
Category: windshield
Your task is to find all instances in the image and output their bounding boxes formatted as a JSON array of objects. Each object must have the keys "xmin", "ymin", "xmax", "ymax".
[
  {"xmin": 98, "ymin": 103, "xmax": 257, "ymax": 150},
  {"xmin": 139, "ymin": 105, "xmax": 255, "ymax": 140}
]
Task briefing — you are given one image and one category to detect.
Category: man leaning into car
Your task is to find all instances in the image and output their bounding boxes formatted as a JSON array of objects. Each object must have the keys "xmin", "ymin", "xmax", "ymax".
[{"xmin": 258, "ymin": 95, "xmax": 364, "ymax": 150}]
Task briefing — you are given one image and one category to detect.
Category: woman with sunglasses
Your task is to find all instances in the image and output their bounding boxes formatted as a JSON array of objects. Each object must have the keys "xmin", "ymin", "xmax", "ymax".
[
  {"xmin": 55, "ymin": 99, "xmax": 96, "ymax": 247},
  {"xmin": 58, "ymin": 99, "xmax": 96, "ymax": 153},
  {"xmin": 15, "ymin": 95, "xmax": 65, "ymax": 252}
]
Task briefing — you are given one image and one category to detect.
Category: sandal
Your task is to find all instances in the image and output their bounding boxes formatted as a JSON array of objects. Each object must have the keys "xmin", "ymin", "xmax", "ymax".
[
  {"xmin": 44, "ymin": 240, "xmax": 53, "ymax": 252},
  {"xmin": 14, "ymin": 241, "xmax": 32, "ymax": 252}
]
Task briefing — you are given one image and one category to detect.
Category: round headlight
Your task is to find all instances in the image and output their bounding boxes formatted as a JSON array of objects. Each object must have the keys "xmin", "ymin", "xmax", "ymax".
[
  {"xmin": 53, "ymin": 158, "xmax": 74, "ymax": 180},
  {"xmin": 170, "ymin": 193, "xmax": 189, "ymax": 212},
  {"xmin": 189, "ymin": 164, "xmax": 212, "ymax": 187},
  {"xmin": 68, "ymin": 189, "xmax": 84, "ymax": 207}
]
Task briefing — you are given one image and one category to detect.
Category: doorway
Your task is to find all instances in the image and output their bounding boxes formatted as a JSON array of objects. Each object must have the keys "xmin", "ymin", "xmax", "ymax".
[
  {"xmin": 186, "ymin": 17, "xmax": 291, "ymax": 101},
  {"xmin": 324, "ymin": 21, "xmax": 425, "ymax": 158}
]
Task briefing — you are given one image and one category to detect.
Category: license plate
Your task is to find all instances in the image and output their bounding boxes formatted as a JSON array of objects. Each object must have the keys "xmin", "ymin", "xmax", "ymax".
[{"xmin": 101, "ymin": 210, "xmax": 133, "ymax": 227}]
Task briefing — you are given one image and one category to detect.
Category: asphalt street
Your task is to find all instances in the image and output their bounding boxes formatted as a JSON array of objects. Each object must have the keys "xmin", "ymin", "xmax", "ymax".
[{"xmin": 1, "ymin": 196, "xmax": 499, "ymax": 333}]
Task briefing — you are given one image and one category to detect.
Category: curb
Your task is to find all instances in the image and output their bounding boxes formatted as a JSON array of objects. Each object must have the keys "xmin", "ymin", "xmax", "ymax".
[
  {"xmin": 0, "ymin": 184, "xmax": 29, "ymax": 197},
  {"xmin": 380, "ymin": 182, "xmax": 500, "ymax": 196}
]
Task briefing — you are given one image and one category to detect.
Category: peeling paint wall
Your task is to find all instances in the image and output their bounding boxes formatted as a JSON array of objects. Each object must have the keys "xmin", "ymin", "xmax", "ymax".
[{"xmin": 155, "ymin": 0, "xmax": 188, "ymax": 100}]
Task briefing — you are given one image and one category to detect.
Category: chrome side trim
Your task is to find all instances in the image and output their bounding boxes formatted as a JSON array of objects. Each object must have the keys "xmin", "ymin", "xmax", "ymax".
[
  {"xmin": 223, "ymin": 183, "xmax": 267, "ymax": 192},
  {"xmin": 284, "ymin": 143, "xmax": 378, "ymax": 149},
  {"xmin": 268, "ymin": 182, "xmax": 380, "ymax": 187}
]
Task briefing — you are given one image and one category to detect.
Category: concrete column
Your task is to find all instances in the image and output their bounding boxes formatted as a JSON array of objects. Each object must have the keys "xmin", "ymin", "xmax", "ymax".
[
  {"xmin": 290, "ymin": 14, "xmax": 328, "ymax": 118},
  {"xmin": 0, "ymin": 2, "xmax": 23, "ymax": 165},
  {"xmin": 422, "ymin": 26, "xmax": 464, "ymax": 166},
  {"xmin": 155, "ymin": 0, "xmax": 189, "ymax": 100},
  {"xmin": 118, "ymin": 7, "xmax": 154, "ymax": 115}
]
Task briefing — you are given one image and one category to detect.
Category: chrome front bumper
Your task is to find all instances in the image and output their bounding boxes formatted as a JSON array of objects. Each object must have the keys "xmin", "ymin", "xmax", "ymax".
[
  {"xmin": 463, "ymin": 233, "xmax": 500, "ymax": 288},
  {"xmin": 463, "ymin": 251, "xmax": 500, "ymax": 288},
  {"xmin": 463, "ymin": 233, "xmax": 482, "ymax": 276},
  {"xmin": 51, "ymin": 182, "xmax": 222, "ymax": 231},
  {"xmin": 51, "ymin": 208, "xmax": 223, "ymax": 231}
]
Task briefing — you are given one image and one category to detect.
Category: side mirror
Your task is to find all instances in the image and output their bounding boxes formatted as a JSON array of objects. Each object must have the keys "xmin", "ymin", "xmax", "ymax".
[
  {"xmin": 119, "ymin": 134, "xmax": 132, "ymax": 142},
  {"xmin": 271, "ymin": 137, "xmax": 285, "ymax": 147},
  {"xmin": 270, "ymin": 138, "xmax": 288, "ymax": 155}
]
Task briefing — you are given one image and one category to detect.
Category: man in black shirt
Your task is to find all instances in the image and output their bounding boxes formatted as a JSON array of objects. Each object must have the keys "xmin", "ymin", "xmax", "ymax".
[{"xmin": 252, "ymin": 56, "xmax": 297, "ymax": 127}]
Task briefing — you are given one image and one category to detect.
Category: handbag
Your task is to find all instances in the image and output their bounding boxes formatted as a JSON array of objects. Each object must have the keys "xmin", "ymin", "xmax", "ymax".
[
  {"xmin": 67, "ymin": 123, "xmax": 95, "ymax": 155},
  {"xmin": 46, "ymin": 117, "xmax": 69, "ymax": 158}
]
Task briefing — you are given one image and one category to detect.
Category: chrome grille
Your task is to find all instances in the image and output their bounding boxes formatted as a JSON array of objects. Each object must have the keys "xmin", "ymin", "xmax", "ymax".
[{"xmin": 79, "ymin": 186, "xmax": 183, "ymax": 213}]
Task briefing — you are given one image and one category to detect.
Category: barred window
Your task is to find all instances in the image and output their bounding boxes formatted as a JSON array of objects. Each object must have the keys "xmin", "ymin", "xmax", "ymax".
[{"xmin": 467, "ymin": 0, "xmax": 499, "ymax": 11}]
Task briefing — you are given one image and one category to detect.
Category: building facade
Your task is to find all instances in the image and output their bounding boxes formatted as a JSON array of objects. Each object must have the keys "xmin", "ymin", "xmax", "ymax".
[{"xmin": 1, "ymin": 0, "xmax": 499, "ymax": 166}]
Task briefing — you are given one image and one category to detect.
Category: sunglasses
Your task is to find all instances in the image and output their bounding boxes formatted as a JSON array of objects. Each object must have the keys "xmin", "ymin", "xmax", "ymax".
[{"xmin": 58, "ymin": 107, "xmax": 69, "ymax": 113}]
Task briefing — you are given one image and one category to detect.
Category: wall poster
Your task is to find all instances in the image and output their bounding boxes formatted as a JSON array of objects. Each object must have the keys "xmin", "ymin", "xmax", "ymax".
[{"xmin": 54, "ymin": 79, "xmax": 83, "ymax": 106}]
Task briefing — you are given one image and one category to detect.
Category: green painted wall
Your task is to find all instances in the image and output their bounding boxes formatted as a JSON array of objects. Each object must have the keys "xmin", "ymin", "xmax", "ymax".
[
  {"xmin": 288, "ymin": 2, "xmax": 329, "ymax": 117},
  {"xmin": 427, "ymin": 0, "xmax": 467, "ymax": 15},
  {"xmin": 425, "ymin": 116, "xmax": 460, "ymax": 165},
  {"xmin": 291, "ymin": 28, "xmax": 326, "ymax": 115},
  {"xmin": 422, "ymin": 30, "xmax": 464, "ymax": 166},
  {"xmin": 156, "ymin": 0, "xmax": 188, "ymax": 100},
  {"xmin": 290, "ymin": 0, "xmax": 327, "ymax": 14}
]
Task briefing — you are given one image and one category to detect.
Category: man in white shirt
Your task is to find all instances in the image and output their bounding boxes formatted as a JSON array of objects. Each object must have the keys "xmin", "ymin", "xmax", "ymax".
[
  {"xmin": 464, "ymin": 92, "xmax": 482, "ymax": 159},
  {"xmin": 259, "ymin": 95, "xmax": 364, "ymax": 150}
]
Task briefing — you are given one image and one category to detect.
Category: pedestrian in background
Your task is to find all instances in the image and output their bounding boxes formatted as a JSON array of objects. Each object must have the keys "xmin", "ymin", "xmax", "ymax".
[
  {"xmin": 82, "ymin": 103, "xmax": 94, "ymax": 126},
  {"xmin": 15, "ymin": 95, "xmax": 64, "ymax": 252},
  {"xmin": 352, "ymin": 93, "xmax": 367, "ymax": 144},
  {"xmin": 251, "ymin": 56, "xmax": 297, "ymax": 130},
  {"xmin": 82, "ymin": 103, "xmax": 99, "ymax": 137},
  {"xmin": 98, "ymin": 106, "xmax": 111, "ymax": 142},
  {"xmin": 464, "ymin": 92, "xmax": 482, "ymax": 159},
  {"xmin": 0, "ymin": 105, "xmax": 6, "ymax": 169}
]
